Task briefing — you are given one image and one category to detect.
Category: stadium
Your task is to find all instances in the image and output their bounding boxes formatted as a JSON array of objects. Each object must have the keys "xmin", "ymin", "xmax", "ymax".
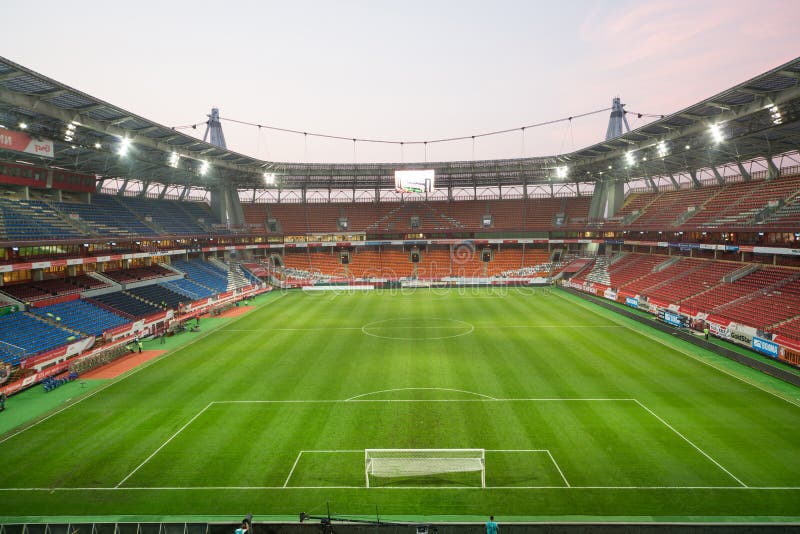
[{"xmin": 1, "ymin": 15, "xmax": 800, "ymax": 531}]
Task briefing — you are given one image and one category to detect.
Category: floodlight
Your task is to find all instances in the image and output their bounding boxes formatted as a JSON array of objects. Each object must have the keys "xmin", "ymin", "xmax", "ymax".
[
  {"xmin": 169, "ymin": 151, "xmax": 180, "ymax": 168},
  {"xmin": 685, "ymin": 144, "xmax": 691, "ymax": 150},
  {"xmin": 263, "ymin": 172, "xmax": 275, "ymax": 185},
  {"xmin": 18, "ymin": 122, "xmax": 27, "ymax": 130},
  {"xmin": 199, "ymin": 160, "xmax": 209, "ymax": 175},
  {"xmin": 657, "ymin": 141, "xmax": 668, "ymax": 158},
  {"xmin": 769, "ymin": 105, "xmax": 783, "ymax": 125},
  {"xmin": 709, "ymin": 123, "xmax": 724, "ymax": 143},
  {"xmin": 625, "ymin": 151, "xmax": 635, "ymax": 166},
  {"xmin": 117, "ymin": 137, "xmax": 131, "ymax": 156},
  {"xmin": 66, "ymin": 123, "xmax": 76, "ymax": 131},
  {"xmin": 555, "ymin": 166, "xmax": 568, "ymax": 179},
  {"xmin": 94, "ymin": 142, "xmax": 102, "ymax": 149}
]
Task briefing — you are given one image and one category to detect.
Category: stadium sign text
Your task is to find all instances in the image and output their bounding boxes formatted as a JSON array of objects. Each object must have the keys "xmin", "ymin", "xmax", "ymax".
[
  {"xmin": 752, "ymin": 337, "xmax": 780, "ymax": 358},
  {"xmin": 0, "ymin": 127, "xmax": 54, "ymax": 158}
]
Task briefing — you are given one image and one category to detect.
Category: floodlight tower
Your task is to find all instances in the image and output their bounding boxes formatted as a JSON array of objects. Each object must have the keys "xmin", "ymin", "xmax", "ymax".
[
  {"xmin": 203, "ymin": 108, "xmax": 245, "ymax": 229},
  {"xmin": 604, "ymin": 97, "xmax": 631, "ymax": 140},
  {"xmin": 203, "ymin": 108, "xmax": 228, "ymax": 148},
  {"xmin": 588, "ymin": 98, "xmax": 632, "ymax": 222}
]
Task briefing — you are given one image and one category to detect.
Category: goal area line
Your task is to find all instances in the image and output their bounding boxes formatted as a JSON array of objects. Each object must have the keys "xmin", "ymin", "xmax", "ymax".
[{"xmin": 285, "ymin": 449, "xmax": 569, "ymax": 489}]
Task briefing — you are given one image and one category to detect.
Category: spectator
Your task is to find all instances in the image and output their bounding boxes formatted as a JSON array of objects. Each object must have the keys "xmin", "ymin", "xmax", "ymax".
[{"xmin": 486, "ymin": 516, "xmax": 499, "ymax": 534}]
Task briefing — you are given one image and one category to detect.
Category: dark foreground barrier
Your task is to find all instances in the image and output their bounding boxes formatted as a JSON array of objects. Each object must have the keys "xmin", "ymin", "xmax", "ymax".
[{"xmin": 1, "ymin": 521, "xmax": 797, "ymax": 534}]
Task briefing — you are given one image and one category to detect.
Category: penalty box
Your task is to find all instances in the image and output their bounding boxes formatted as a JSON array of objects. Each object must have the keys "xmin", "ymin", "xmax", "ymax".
[{"xmin": 119, "ymin": 399, "xmax": 741, "ymax": 489}]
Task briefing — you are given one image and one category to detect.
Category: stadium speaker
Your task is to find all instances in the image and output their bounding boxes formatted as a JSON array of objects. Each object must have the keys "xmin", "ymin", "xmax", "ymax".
[{"xmin": 411, "ymin": 252, "xmax": 420, "ymax": 263}]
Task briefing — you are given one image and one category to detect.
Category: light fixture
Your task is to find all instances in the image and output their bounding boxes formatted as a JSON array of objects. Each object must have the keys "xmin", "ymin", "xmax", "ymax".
[
  {"xmin": 769, "ymin": 105, "xmax": 783, "ymax": 125},
  {"xmin": 18, "ymin": 122, "xmax": 27, "ymax": 130},
  {"xmin": 657, "ymin": 141, "xmax": 668, "ymax": 158},
  {"xmin": 117, "ymin": 137, "xmax": 131, "ymax": 156},
  {"xmin": 709, "ymin": 123, "xmax": 724, "ymax": 143},
  {"xmin": 263, "ymin": 172, "xmax": 275, "ymax": 184},
  {"xmin": 625, "ymin": 151, "xmax": 635, "ymax": 166},
  {"xmin": 169, "ymin": 151, "xmax": 180, "ymax": 168},
  {"xmin": 94, "ymin": 142, "xmax": 102, "ymax": 149},
  {"xmin": 685, "ymin": 144, "xmax": 691, "ymax": 150},
  {"xmin": 199, "ymin": 160, "xmax": 209, "ymax": 175},
  {"xmin": 555, "ymin": 166, "xmax": 568, "ymax": 179}
]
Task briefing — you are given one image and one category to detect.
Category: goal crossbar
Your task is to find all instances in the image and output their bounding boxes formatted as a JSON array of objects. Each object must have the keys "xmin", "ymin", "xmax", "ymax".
[{"xmin": 365, "ymin": 448, "xmax": 485, "ymax": 488}]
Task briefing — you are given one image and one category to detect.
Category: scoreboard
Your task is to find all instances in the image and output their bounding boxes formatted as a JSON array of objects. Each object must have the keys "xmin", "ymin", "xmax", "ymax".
[{"xmin": 395, "ymin": 169, "xmax": 435, "ymax": 193}]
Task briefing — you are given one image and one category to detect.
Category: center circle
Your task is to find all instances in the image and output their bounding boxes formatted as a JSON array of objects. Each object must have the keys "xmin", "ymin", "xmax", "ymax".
[{"xmin": 361, "ymin": 317, "xmax": 475, "ymax": 340}]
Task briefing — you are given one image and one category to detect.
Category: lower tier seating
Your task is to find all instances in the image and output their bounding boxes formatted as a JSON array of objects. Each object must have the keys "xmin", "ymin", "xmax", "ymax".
[
  {"xmin": 0, "ymin": 312, "xmax": 80, "ymax": 364},
  {"xmin": 30, "ymin": 299, "xmax": 130, "ymax": 337},
  {"xmin": 88, "ymin": 291, "xmax": 163, "ymax": 318}
]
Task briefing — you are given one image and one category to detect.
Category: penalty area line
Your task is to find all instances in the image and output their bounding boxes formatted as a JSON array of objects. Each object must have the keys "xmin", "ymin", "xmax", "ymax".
[
  {"xmin": 116, "ymin": 402, "xmax": 214, "ymax": 488},
  {"xmin": 633, "ymin": 399, "xmax": 746, "ymax": 488}
]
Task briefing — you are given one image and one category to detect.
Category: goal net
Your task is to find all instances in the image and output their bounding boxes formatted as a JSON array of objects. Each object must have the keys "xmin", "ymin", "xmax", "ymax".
[{"xmin": 365, "ymin": 449, "xmax": 485, "ymax": 487}]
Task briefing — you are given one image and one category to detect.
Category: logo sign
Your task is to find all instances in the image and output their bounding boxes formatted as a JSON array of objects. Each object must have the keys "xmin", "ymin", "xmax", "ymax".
[
  {"xmin": 0, "ymin": 127, "xmax": 54, "ymax": 158},
  {"xmin": 752, "ymin": 337, "xmax": 779, "ymax": 359},
  {"xmin": 708, "ymin": 322, "xmax": 728, "ymax": 338},
  {"xmin": 625, "ymin": 296, "xmax": 639, "ymax": 308},
  {"xmin": 663, "ymin": 311, "xmax": 685, "ymax": 327}
]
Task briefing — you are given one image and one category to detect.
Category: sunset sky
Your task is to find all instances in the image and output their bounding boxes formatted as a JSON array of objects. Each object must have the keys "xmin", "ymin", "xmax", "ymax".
[{"xmin": 3, "ymin": 0, "xmax": 798, "ymax": 163}]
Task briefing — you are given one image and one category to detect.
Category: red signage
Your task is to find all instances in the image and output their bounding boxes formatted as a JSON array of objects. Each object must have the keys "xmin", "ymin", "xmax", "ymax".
[{"xmin": 0, "ymin": 127, "xmax": 54, "ymax": 158}]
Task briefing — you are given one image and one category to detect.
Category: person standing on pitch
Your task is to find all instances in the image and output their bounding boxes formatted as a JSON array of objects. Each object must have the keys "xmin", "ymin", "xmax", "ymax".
[{"xmin": 486, "ymin": 516, "xmax": 499, "ymax": 534}]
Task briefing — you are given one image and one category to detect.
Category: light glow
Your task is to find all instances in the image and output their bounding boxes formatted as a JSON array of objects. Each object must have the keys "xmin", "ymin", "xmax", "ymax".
[
  {"xmin": 169, "ymin": 151, "xmax": 180, "ymax": 168},
  {"xmin": 657, "ymin": 141, "xmax": 668, "ymax": 158},
  {"xmin": 199, "ymin": 160, "xmax": 209, "ymax": 175},
  {"xmin": 709, "ymin": 123, "xmax": 724, "ymax": 143},
  {"xmin": 117, "ymin": 137, "xmax": 131, "ymax": 156},
  {"xmin": 625, "ymin": 151, "xmax": 635, "ymax": 166},
  {"xmin": 555, "ymin": 166, "xmax": 568, "ymax": 179},
  {"xmin": 263, "ymin": 172, "xmax": 275, "ymax": 185}
]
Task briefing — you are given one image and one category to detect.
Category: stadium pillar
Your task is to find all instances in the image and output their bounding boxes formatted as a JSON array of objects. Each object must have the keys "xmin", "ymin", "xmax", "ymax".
[
  {"xmin": 737, "ymin": 162, "xmax": 752, "ymax": 182},
  {"xmin": 588, "ymin": 177, "xmax": 624, "ymax": 221},
  {"xmin": 203, "ymin": 107, "xmax": 245, "ymax": 227},
  {"xmin": 766, "ymin": 156, "xmax": 780, "ymax": 180}
]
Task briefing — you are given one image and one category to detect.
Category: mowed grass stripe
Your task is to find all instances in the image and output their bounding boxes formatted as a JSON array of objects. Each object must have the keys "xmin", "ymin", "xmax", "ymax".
[{"xmin": 0, "ymin": 289, "xmax": 799, "ymax": 520}]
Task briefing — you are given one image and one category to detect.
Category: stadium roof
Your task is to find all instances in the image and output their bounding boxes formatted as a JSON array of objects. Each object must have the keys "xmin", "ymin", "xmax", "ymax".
[{"xmin": 1, "ymin": 55, "xmax": 799, "ymax": 192}]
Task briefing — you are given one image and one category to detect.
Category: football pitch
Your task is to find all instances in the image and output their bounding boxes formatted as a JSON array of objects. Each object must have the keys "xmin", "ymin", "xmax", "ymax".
[{"xmin": 1, "ymin": 287, "xmax": 800, "ymax": 523}]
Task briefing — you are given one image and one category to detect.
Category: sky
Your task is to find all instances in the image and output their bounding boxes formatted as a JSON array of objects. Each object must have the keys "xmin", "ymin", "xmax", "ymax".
[{"xmin": 2, "ymin": 0, "xmax": 799, "ymax": 164}]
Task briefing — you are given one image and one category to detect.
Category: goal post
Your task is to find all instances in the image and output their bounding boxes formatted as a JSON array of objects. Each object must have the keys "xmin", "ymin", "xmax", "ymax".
[{"xmin": 364, "ymin": 448, "xmax": 485, "ymax": 488}]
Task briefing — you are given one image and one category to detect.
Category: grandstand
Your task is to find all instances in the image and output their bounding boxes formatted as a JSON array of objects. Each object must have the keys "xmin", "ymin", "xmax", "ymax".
[{"xmin": 0, "ymin": 53, "xmax": 800, "ymax": 524}]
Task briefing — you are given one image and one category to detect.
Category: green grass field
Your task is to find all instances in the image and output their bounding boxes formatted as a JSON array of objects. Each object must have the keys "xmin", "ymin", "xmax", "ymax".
[{"xmin": 1, "ymin": 287, "xmax": 800, "ymax": 523}]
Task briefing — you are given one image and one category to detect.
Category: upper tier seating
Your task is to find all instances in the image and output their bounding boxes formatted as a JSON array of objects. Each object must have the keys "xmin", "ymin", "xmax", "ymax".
[
  {"xmin": 256, "ymin": 196, "xmax": 593, "ymax": 234},
  {"xmin": 114, "ymin": 197, "xmax": 208, "ymax": 235},
  {"xmin": 0, "ymin": 312, "xmax": 80, "ymax": 365},
  {"xmin": 682, "ymin": 176, "xmax": 800, "ymax": 228},
  {"xmin": 54, "ymin": 195, "xmax": 157, "ymax": 238},
  {"xmin": 0, "ymin": 198, "xmax": 84, "ymax": 240},
  {"xmin": 30, "ymin": 299, "xmax": 129, "ymax": 337}
]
